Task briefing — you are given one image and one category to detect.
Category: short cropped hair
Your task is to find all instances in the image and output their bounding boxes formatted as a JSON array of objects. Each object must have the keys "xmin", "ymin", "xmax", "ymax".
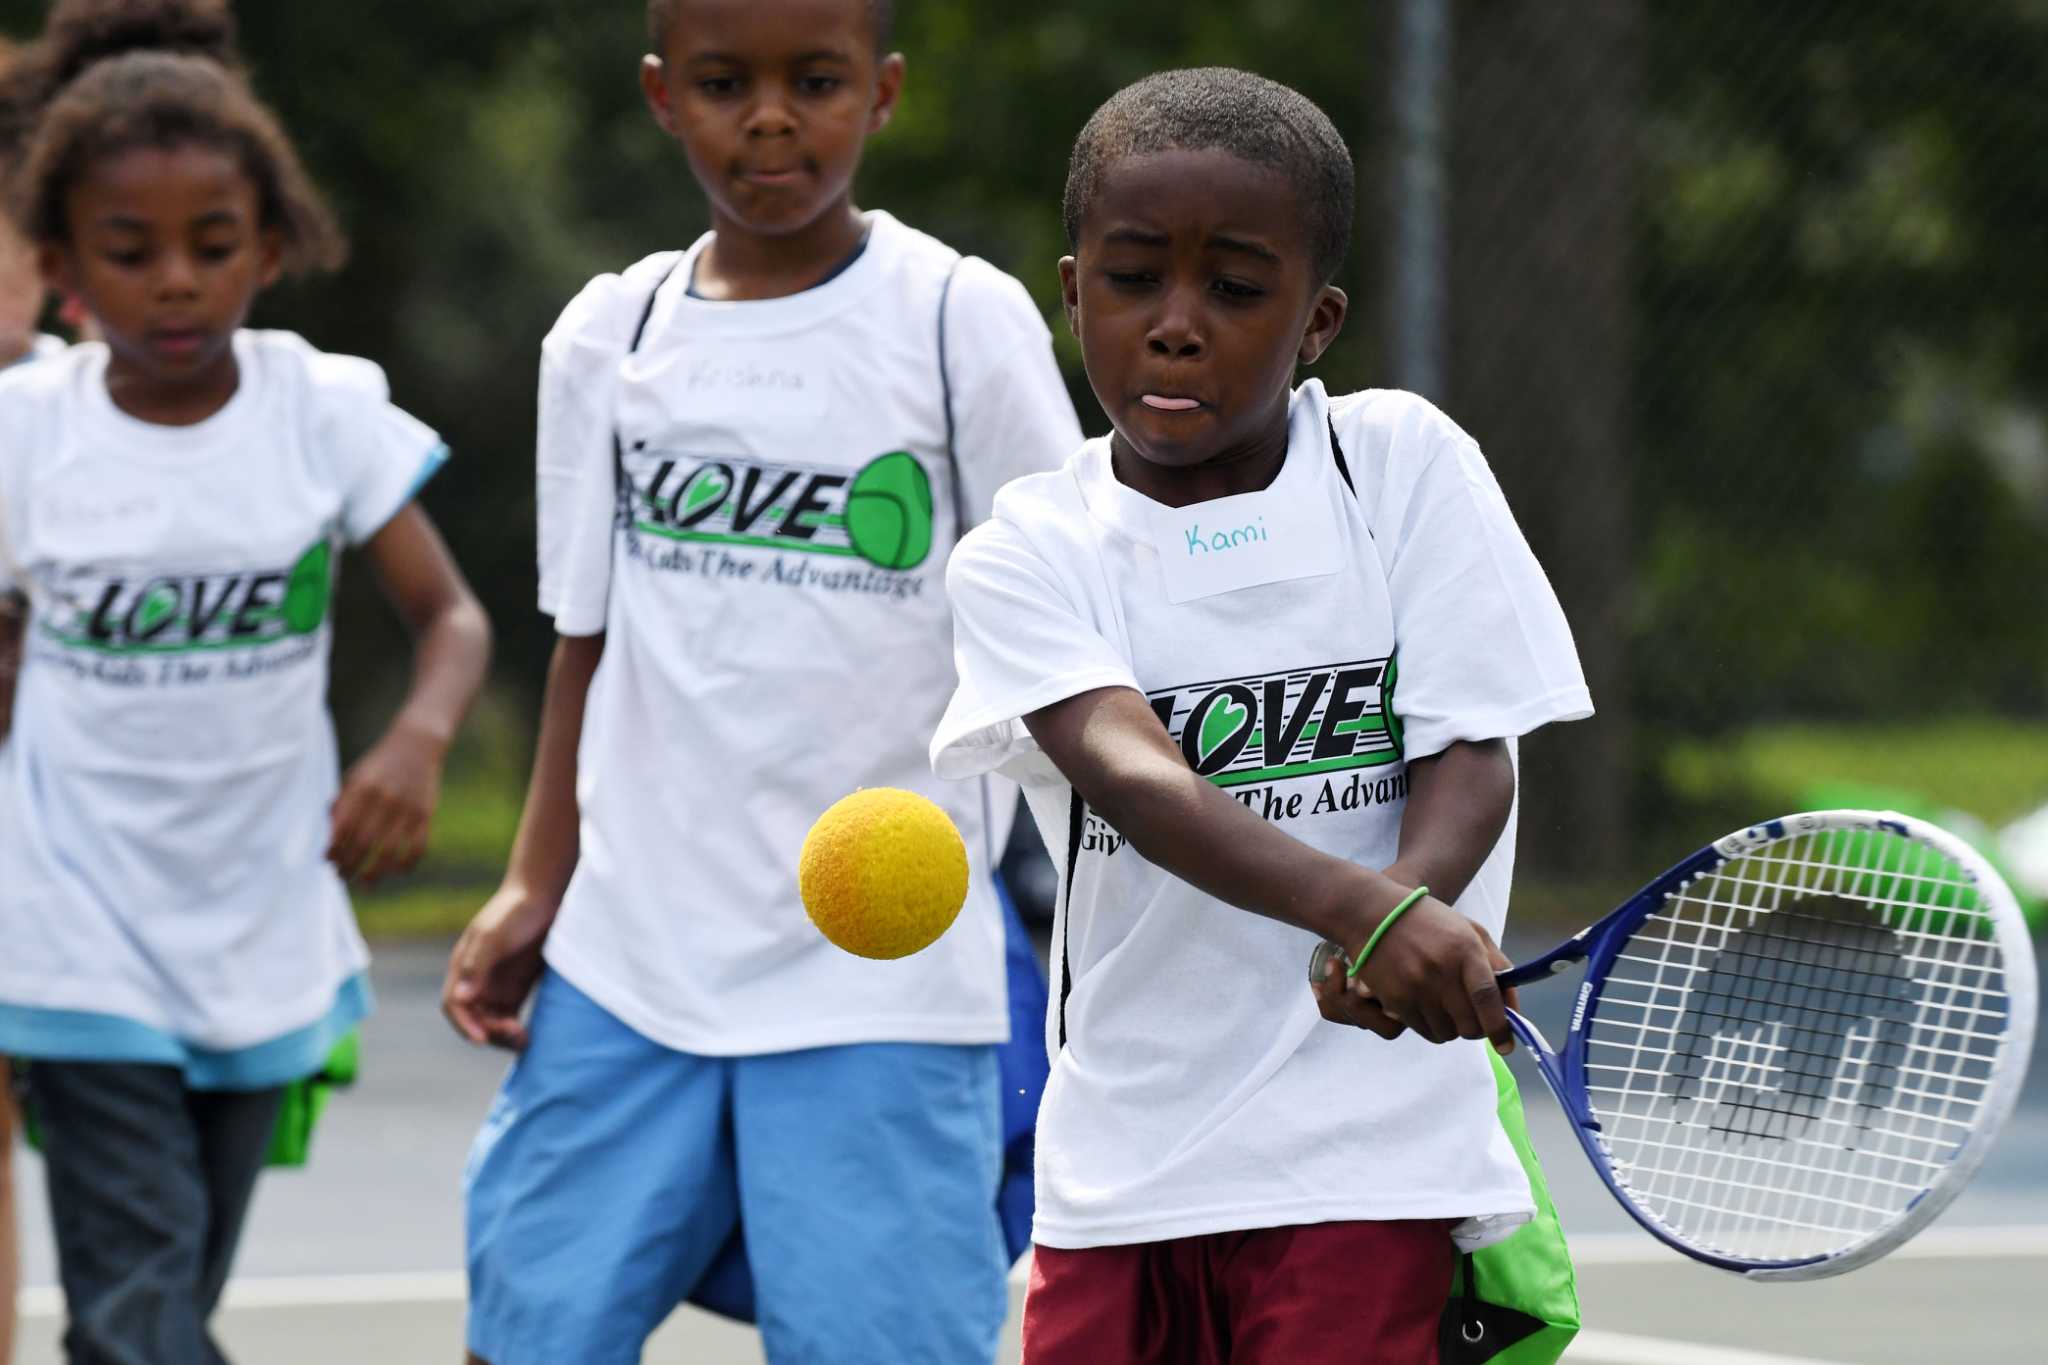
[
  {"xmin": 647, "ymin": 0, "xmax": 895, "ymax": 53},
  {"xmin": 1064, "ymin": 67, "xmax": 1356, "ymax": 284}
]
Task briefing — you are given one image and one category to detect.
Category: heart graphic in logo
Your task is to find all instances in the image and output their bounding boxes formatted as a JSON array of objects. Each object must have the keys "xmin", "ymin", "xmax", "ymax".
[
  {"xmin": 677, "ymin": 467, "xmax": 730, "ymax": 520},
  {"xmin": 1198, "ymin": 693, "xmax": 1252, "ymax": 765},
  {"xmin": 133, "ymin": 584, "xmax": 180, "ymax": 638}
]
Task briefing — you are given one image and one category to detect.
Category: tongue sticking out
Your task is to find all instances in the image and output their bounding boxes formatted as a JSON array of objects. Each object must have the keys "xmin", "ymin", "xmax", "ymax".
[{"xmin": 1142, "ymin": 395, "xmax": 1201, "ymax": 411}]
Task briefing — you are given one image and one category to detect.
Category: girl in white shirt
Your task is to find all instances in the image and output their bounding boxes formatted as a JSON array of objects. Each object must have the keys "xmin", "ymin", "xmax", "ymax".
[
  {"xmin": 0, "ymin": 5, "xmax": 490, "ymax": 1360},
  {"xmin": 0, "ymin": 29, "xmax": 59, "ymax": 1364}
]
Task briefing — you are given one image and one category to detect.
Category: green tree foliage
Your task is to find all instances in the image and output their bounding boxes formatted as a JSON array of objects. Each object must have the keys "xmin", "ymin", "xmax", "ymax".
[
  {"xmin": 4, "ymin": 2, "xmax": 2042, "ymax": 847},
  {"xmin": 0, "ymin": 1, "xmax": 1385, "ymax": 732},
  {"xmin": 1637, "ymin": 0, "xmax": 2048, "ymax": 735}
]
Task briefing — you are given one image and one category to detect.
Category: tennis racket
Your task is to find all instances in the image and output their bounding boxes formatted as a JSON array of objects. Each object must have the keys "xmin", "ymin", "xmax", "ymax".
[{"xmin": 1309, "ymin": 809, "xmax": 2037, "ymax": 1279}]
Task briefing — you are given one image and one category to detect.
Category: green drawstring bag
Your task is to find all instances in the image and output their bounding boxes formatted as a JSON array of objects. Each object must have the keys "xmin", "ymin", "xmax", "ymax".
[
  {"xmin": 1439, "ymin": 1048, "xmax": 1582, "ymax": 1364},
  {"xmin": 265, "ymin": 1029, "xmax": 359, "ymax": 1168},
  {"xmin": 15, "ymin": 1030, "xmax": 359, "ymax": 1170}
]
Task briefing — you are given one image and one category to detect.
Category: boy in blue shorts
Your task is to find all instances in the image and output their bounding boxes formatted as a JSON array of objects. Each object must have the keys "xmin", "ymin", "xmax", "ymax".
[
  {"xmin": 932, "ymin": 69, "xmax": 1593, "ymax": 1362},
  {"xmin": 444, "ymin": 1, "xmax": 1081, "ymax": 1362}
]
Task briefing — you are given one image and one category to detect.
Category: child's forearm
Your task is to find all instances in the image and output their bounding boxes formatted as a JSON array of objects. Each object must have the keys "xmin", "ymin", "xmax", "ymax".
[
  {"xmin": 1383, "ymin": 740, "xmax": 1515, "ymax": 906},
  {"xmin": 383, "ymin": 593, "xmax": 492, "ymax": 756},
  {"xmin": 497, "ymin": 633, "xmax": 604, "ymax": 909},
  {"xmin": 359, "ymin": 505, "xmax": 492, "ymax": 758},
  {"xmin": 1025, "ymin": 686, "xmax": 1408, "ymax": 946},
  {"xmin": 1028, "ymin": 685, "xmax": 1516, "ymax": 1047}
]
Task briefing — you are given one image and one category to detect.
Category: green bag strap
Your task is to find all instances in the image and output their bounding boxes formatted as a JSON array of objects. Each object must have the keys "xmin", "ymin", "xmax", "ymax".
[
  {"xmin": 1438, "ymin": 1049, "xmax": 1582, "ymax": 1364},
  {"xmin": 14, "ymin": 1030, "xmax": 361, "ymax": 1169},
  {"xmin": 265, "ymin": 1029, "xmax": 361, "ymax": 1169}
]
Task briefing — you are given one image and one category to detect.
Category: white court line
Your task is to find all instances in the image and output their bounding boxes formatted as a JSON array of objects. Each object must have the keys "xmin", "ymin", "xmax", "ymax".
[
  {"xmin": 1567, "ymin": 1331, "xmax": 1855, "ymax": 1365},
  {"xmin": 17, "ymin": 1271, "xmax": 468, "ymax": 1318},
  {"xmin": 16, "ymin": 1222, "xmax": 2048, "ymax": 1324}
]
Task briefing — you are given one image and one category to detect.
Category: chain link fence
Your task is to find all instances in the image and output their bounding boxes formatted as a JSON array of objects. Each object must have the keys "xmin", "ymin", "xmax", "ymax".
[{"xmin": 1367, "ymin": 0, "xmax": 2048, "ymax": 908}]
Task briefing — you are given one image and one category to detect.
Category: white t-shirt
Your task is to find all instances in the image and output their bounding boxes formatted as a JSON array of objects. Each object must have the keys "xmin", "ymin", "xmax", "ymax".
[
  {"xmin": 0, "ymin": 330, "xmax": 445, "ymax": 1053},
  {"xmin": 931, "ymin": 380, "xmax": 1594, "ymax": 1248},
  {"xmin": 7, "ymin": 334, "xmax": 66, "ymax": 369},
  {"xmin": 536, "ymin": 211, "xmax": 1083, "ymax": 1054}
]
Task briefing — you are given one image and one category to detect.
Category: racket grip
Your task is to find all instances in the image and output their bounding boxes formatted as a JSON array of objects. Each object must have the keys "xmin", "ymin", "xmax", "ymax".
[{"xmin": 1309, "ymin": 939, "xmax": 1518, "ymax": 991}]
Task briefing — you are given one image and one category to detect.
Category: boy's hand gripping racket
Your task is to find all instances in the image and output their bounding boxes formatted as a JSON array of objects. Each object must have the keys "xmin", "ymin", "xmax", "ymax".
[{"xmin": 1311, "ymin": 810, "xmax": 2037, "ymax": 1279}]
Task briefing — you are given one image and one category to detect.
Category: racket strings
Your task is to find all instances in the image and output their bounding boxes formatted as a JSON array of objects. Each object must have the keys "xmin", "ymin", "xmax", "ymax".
[
  {"xmin": 1580, "ymin": 824, "xmax": 2011, "ymax": 1265},
  {"xmin": 1665, "ymin": 900, "xmax": 1918, "ymax": 1136}
]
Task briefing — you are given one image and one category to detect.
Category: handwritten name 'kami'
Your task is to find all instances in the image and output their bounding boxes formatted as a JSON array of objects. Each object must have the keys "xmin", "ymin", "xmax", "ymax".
[{"xmin": 1185, "ymin": 517, "xmax": 1270, "ymax": 555}]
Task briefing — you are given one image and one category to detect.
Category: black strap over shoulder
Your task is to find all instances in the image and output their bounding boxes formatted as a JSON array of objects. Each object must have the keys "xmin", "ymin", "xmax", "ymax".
[
  {"xmin": 1056, "ymin": 789, "xmax": 1084, "ymax": 1049},
  {"xmin": 628, "ymin": 260, "xmax": 676, "ymax": 353},
  {"xmin": 937, "ymin": 259, "xmax": 966, "ymax": 538},
  {"xmin": 1328, "ymin": 415, "xmax": 1355, "ymax": 496},
  {"xmin": 611, "ymin": 257, "xmax": 687, "ymax": 543}
]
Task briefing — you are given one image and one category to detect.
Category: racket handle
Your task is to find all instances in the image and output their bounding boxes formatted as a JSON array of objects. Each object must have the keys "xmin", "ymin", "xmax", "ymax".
[{"xmin": 1308, "ymin": 939, "xmax": 1516, "ymax": 991}]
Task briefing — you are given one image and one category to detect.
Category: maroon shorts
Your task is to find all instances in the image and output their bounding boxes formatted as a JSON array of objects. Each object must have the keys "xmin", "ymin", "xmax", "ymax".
[{"xmin": 1021, "ymin": 1220, "xmax": 1455, "ymax": 1365}]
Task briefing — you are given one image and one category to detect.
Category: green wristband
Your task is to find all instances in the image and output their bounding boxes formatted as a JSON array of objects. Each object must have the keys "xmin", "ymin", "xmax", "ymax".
[{"xmin": 1346, "ymin": 885, "xmax": 1430, "ymax": 981}]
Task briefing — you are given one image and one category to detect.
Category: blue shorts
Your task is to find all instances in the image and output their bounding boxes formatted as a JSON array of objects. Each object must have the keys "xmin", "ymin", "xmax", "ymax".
[{"xmin": 463, "ymin": 969, "xmax": 1008, "ymax": 1365}]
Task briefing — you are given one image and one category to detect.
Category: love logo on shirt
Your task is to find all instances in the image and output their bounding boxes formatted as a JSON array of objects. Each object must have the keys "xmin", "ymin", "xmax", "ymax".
[
  {"xmin": 626, "ymin": 449, "xmax": 936, "ymax": 572},
  {"xmin": 35, "ymin": 539, "xmax": 333, "ymax": 657},
  {"xmin": 1145, "ymin": 655, "xmax": 1404, "ymax": 788}
]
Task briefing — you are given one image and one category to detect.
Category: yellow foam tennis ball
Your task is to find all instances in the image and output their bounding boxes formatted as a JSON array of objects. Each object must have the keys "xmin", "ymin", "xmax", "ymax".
[{"xmin": 799, "ymin": 788, "xmax": 969, "ymax": 960}]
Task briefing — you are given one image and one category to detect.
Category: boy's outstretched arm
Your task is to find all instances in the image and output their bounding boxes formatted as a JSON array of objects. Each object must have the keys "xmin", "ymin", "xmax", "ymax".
[
  {"xmin": 1023, "ymin": 687, "xmax": 1515, "ymax": 1051},
  {"xmin": 441, "ymin": 632, "xmax": 601, "ymax": 1050},
  {"xmin": 329, "ymin": 506, "xmax": 493, "ymax": 886}
]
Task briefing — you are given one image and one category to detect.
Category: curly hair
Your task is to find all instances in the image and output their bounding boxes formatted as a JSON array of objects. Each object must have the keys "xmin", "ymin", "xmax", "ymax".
[
  {"xmin": 1064, "ymin": 68, "xmax": 1356, "ymax": 285},
  {"xmin": 647, "ymin": 0, "xmax": 894, "ymax": 54},
  {"xmin": 4, "ymin": 0, "xmax": 344, "ymax": 274},
  {"xmin": 0, "ymin": 35, "xmax": 42, "ymax": 179}
]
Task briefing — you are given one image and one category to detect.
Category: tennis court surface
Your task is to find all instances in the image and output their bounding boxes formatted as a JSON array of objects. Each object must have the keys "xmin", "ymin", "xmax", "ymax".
[{"xmin": 14, "ymin": 939, "xmax": 2045, "ymax": 1363}]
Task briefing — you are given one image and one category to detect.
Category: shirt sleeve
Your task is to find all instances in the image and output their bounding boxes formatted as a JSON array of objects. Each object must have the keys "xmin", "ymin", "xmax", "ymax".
[
  {"xmin": 943, "ymin": 259, "xmax": 1085, "ymax": 528},
  {"xmin": 931, "ymin": 515, "xmax": 1139, "ymax": 781},
  {"xmin": 309, "ymin": 356, "xmax": 448, "ymax": 545},
  {"xmin": 0, "ymin": 366, "xmax": 48, "ymax": 597},
  {"xmin": 535, "ymin": 282, "xmax": 630, "ymax": 626},
  {"xmin": 535, "ymin": 255, "xmax": 683, "ymax": 632},
  {"xmin": 1372, "ymin": 405, "xmax": 1593, "ymax": 760},
  {"xmin": 543, "ymin": 425, "xmax": 619, "ymax": 638}
]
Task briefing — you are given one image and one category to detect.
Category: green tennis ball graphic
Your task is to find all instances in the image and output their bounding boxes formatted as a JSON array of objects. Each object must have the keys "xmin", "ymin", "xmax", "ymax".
[
  {"xmin": 283, "ymin": 541, "xmax": 333, "ymax": 635},
  {"xmin": 844, "ymin": 451, "xmax": 935, "ymax": 570}
]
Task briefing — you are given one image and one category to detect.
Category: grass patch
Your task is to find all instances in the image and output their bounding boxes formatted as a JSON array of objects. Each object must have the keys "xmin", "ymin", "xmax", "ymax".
[
  {"xmin": 348, "ymin": 765, "xmax": 520, "ymax": 940},
  {"xmin": 431, "ymin": 769, "xmax": 523, "ymax": 869},
  {"xmin": 354, "ymin": 880, "xmax": 493, "ymax": 940},
  {"xmin": 1666, "ymin": 718, "xmax": 2048, "ymax": 826},
  {"xmin": 1508, "ymin": 877, "xmax": 1640, "ymax": 933}
]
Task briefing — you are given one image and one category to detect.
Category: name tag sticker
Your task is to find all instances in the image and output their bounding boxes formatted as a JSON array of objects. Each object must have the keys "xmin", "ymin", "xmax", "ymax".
[
  {"xmin": 625, "ymin": 336, "xmax": 831, "ymax": 441},
  {"xmin": 1150, "ymin": 486, "xmax": 1344, "ymax": 603}
]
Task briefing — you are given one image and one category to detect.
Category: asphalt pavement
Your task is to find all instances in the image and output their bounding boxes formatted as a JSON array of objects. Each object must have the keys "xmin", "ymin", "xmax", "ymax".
[{"xmin": 11, "ymin": 935, "xmax": 2045, "ymax": 1363}]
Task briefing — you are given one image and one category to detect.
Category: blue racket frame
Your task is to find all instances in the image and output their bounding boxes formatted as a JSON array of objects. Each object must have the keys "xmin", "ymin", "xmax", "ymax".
[
  {"xmin": 1315, "ymin": 810, "xmax": 2033, "ymax": 1279},
  {"xmin": 1494, "ymin": 835, "xmax": 1808, "ymax": 1273}
]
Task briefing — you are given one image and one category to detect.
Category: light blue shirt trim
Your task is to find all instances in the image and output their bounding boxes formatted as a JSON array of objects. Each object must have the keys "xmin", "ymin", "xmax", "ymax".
[
  {"xmin": 355, "ymin": 442, "xmax": 451, "ymax": 545},
  {"xmin": 0, "ymin": 972, "xmax": 373, "ymax": 1090},
  {"xmin": 405, "ymin": 441, "xmax": 451, "ymax": 504}
]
